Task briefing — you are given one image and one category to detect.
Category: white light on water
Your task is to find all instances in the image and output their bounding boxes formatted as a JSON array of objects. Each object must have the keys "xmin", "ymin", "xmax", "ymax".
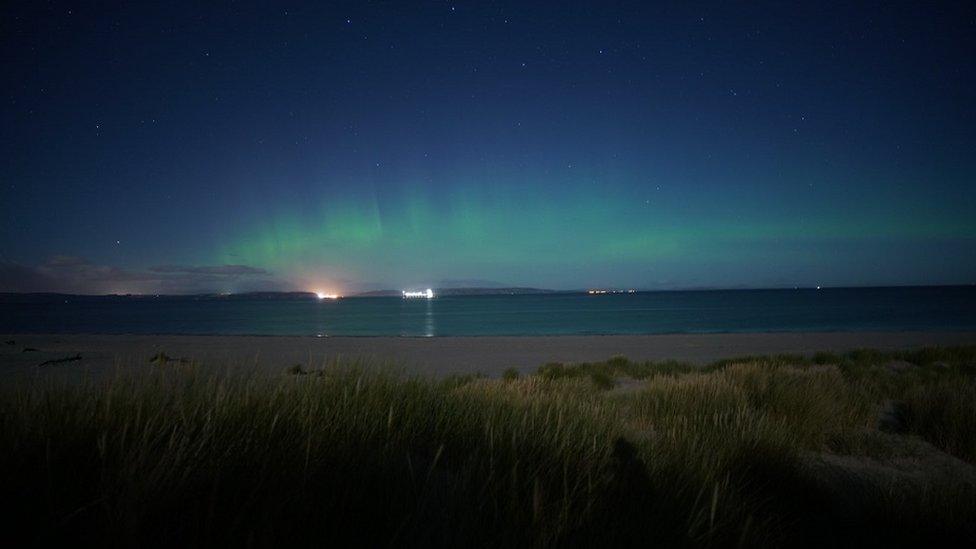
[{"xmin": 402, "ymin": 288, "xmax": 434, "ymax": 299}]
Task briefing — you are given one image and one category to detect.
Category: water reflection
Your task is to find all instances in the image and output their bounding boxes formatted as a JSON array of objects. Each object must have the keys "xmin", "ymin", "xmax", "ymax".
[{"xmin": 424, "ymin": 298, "xmax": 435, "ymax": 337}]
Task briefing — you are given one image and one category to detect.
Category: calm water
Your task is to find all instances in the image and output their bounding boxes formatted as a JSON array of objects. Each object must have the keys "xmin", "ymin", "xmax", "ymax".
[{"xmin": 2, "ymin": 287, "xmax": 975, "ymax": 336}]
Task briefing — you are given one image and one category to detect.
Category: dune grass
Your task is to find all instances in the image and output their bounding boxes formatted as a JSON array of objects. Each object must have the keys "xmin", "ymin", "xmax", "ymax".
[{"xmin": 1, "ymin": 347, "xmax": 975, "ymax": 547}]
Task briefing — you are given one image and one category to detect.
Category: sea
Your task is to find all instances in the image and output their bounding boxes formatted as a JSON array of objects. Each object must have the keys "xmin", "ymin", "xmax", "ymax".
[{"xmin": 2, "ymin": 286, "xmax": 975, "ymax": 336}]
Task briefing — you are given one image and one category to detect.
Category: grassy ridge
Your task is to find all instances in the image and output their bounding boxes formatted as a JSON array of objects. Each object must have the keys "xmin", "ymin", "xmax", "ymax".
[{"xmin": 2, "ymin": 347, "xmax": 975, "ymax": 547}]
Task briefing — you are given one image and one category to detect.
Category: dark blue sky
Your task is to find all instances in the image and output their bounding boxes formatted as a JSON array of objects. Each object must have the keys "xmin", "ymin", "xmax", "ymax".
[{"xmin": 2, "ymin": 1, "xmax": 974, "ymax": 294}]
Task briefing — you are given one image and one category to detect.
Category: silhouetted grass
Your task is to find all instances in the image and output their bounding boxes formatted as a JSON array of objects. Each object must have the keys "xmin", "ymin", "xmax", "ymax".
[{"xmin": 1, "ymin": 347, "xmax": 975, "ymax": 546}]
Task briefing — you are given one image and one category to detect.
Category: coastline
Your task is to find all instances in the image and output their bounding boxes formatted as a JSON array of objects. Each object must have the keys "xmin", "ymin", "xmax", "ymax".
[{"xmin": 3, "ymin": 331, "xmax": 975, "ymax": 380}]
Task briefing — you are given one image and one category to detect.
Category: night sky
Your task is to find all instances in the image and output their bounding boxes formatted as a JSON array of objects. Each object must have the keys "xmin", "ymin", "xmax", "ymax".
[{"xmin": 2, "ymin": 2, "xmax": 974, "ymax": 294}]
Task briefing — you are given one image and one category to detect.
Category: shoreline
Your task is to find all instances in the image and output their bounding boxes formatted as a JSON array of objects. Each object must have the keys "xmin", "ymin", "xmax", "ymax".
[{"xmin": 3, "ymin": 331, "xmax": 975, "ymax": 380}]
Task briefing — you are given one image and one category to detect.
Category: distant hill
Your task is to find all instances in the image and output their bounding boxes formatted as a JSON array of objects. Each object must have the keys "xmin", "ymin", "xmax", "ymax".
[
  {"xmin": 214, "ymin": 292, "xmax": 318, "ymax": 300},
  {"xmin": 0, "ymin": 291, "xmax": 320, "ymax": 302},
  {"xmin": 0, "ymin": 289, "xmax": 559, "ymax": 302},
  {"xmin": 353, "ymin": 287, "xmax": 558, "ymax": 297}
]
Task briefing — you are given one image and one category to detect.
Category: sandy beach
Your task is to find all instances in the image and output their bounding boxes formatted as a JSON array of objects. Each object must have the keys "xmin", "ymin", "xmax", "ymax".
[{"xmin": 3, "ymin": 331, "xmax": 975, "ymax": 380}]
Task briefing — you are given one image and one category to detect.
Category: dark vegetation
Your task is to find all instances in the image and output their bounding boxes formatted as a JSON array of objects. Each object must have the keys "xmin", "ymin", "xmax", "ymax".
[{"xmin": 1, "ymin": 347, "xmax": 975, "ymax": 547}]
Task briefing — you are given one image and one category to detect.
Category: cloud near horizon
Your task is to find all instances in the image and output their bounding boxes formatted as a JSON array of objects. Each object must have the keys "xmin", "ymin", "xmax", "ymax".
[{"xmin": 0, "ymin": 256, "xmax": 284, "ymax": 295}]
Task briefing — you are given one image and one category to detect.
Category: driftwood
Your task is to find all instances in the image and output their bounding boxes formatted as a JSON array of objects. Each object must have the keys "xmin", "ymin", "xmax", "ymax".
[
  {"xmin": 149, "ymin": 352, "xmax": 192, "ymax": 365},
  {"xmin": 38, "ymin": 354, "xmax": 82, "ymax": 367}
]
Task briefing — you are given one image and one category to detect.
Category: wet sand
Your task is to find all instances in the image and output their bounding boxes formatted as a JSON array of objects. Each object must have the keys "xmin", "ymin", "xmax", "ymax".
[{"xmin": 2, "ymin": 331, "xmax": 975, "ymax": 381}]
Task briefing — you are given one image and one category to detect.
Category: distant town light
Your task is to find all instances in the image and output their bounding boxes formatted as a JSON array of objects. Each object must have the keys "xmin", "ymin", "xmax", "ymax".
[
  {"xmin": 316, "ymin": 292, "xmax": 340, "ymax": 300},
  {"xmin": 588, "ymin": 289, "xmax": 637, "ymax": 295},
  {"xmin": 402, "ymin": 288, "xmax": 434, "ymax": 299}
]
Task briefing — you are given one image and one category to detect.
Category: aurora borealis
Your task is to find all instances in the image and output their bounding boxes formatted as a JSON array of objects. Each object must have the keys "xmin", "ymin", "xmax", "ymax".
[{"xmin": 2, "ymin": 2, "xmax": 975, "ymax": 294}]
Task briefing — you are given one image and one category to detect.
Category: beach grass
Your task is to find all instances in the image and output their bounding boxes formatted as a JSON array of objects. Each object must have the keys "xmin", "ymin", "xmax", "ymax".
[{"xmin": 1, "ymin": 347, "xmax": 975, "ymax": 546}]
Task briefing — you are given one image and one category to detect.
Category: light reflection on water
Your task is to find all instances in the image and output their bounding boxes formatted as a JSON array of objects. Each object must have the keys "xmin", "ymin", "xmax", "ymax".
[
  {"xmin": 424, "ymin": 298, "xmax": 435, "ymax": 337},
  {"xmin": 2, "ymin": 288, "xmax": 975, "ymax": 336}
]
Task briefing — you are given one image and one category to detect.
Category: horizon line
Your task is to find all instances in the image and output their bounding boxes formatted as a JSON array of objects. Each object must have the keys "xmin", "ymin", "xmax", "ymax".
[{"xmin": 1, "ymin": 282, "xmax": 974, "ymax": 298}]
